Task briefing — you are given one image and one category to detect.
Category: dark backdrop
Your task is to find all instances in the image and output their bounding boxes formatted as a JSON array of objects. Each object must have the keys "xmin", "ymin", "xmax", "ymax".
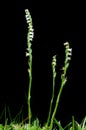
[{"xmin": 0, "ymin": 0, "xmax": 86, "ymax": 126}]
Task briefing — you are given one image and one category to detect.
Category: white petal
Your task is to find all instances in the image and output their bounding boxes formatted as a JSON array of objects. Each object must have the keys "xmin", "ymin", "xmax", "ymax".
[
  {"xmin": 64, "ymin": 42, "xmax": 69, "ymax": 46},
  {"xmin": 68, "ymin": 48, "xmax": 72, "ymax": 52}
]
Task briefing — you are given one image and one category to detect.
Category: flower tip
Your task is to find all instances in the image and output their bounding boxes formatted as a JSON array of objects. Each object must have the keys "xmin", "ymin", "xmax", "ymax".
[{"xmin": 64, "ymin": 42, "xmax": 69, "ymax": 46}]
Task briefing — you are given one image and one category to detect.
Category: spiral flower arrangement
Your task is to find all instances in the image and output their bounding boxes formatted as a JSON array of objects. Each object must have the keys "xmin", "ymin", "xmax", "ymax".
[{"xmin": 25, "ymin": 9, "xmax": 34, "ymax": 125}]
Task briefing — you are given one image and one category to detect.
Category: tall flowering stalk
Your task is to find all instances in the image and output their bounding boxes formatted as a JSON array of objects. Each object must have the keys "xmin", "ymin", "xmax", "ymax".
[
  {"xmin": 25, "ymin": 9, "xmax": 34, "ymax": 125},
  {"xmin": 50, "ymin": 42, "xmax": 72, "ymax": 130}
]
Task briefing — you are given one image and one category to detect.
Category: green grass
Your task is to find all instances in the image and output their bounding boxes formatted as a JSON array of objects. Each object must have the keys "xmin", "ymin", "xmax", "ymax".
[
  {"xmin": 0, "ymin": 9, "xmax": 86, "ymax": 130},
  {"xmin": 0, "ymin": 116, "xmax": 86, "ymax": 130}
]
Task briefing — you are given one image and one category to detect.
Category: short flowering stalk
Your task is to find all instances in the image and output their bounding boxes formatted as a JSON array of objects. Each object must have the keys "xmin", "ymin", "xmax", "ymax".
[
  {"xmin": 50, "ymin": 42, "xmax": 72, "ymax": 130},
  {"xmin": 25, "ymin": 9, "xmax": 34, "ymax": 125},
  {"xmin": 64, "ymin": 42, "xmax": 72, "ymax": 75},
  {"xmin": 46, "ymin": 55, "xmax": 57, "ymax": 127}
]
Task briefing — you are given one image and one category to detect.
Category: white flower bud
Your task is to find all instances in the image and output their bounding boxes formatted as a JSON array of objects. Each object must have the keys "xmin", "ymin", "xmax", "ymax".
[
  {"xmin": 68, "ymin": 48, "xmax": 72, "ymax": 53},
  {"xmin": 29, "ymin": 33, "xmax": 34, "ymax": 41},
  {"xmin": 25, "ymin": 16, "xmax": 30, "ymax": 23},
  {"xmin": 29, "ymin": 31, "xmax": 34, "ymax": 35},
  {"xmin": 29, "ymin": 36, "xmax": 34, "ymax": 41},
  {"xmin": 64, "ymin": 42, "xmax": 69, "ymax": 46},
  {"xmin": 26, "ymin": 52, "xmax": 30, "ymax": 57},
  {"xmin": 67, "ymin": 57, "xmax": 71, "ymax": 60}
]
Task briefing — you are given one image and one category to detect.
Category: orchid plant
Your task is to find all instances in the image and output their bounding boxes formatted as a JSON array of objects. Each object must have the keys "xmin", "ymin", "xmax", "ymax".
[
  {"xmin": 24, "ymin": 9, "xmax": 86, "ymax": 130},
  {"xmin": 25, "ymin": 9, "xmax": 72, "ymax": 129},
  {"xmin": 0, "ymin": 8, "xmax": 85, "ymax": 130}
]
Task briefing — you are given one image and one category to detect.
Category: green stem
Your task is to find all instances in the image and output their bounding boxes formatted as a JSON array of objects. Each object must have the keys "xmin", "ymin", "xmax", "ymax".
[
  {"xmin": 28, "ymin": 49, "xmax": 32, "ymax": 125},
  {"xmin": 46, "ymin": 72, "xmax": 56, "ymax": 127},
  {"xmin": 72, "ymin": 116, "xmax": 75, "ymax": 130},
  {"xmin": 25, "ymin": 9, "xmax": 34, "ymax": 126},
  {"xmin": 50, "ymin": 77, "xmax": 66, "ymax": 130}
]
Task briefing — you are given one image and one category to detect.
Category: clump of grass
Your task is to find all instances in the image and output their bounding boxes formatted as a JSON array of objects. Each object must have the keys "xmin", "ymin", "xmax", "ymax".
[{"xmin": 0, "ymin": 8, "xmax": 86, "ymax": 130}]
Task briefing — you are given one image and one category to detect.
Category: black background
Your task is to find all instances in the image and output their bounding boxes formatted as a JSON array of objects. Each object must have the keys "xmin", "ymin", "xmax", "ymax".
[{"xmin": 0, "ymin": 0, "xmax": 86, "ymax": 127}]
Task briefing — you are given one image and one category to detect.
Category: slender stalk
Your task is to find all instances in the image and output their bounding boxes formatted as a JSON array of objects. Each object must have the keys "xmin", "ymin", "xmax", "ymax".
[
  {"xmin": 46, "ymin": 55, "xmax": 56, "ymax": 127},
  {"xmin": 50, "ymin": 75, "xmax": 67, "ymax": 130},
  {"xmin": 50, "ymin": 42, "xmax": 72, "ymax": 129},
  {"xmin": 25, "ymin": 9, "xmax": 34, "ymax": 125},
  {"xmin": 28, "ymin": 52, "xmax": 32, "ymax": 125},
  {"xmin": 72, "ymin": 116, "xmax": 75, "ymax": 130},
  {"xmin": 46, "ymin": 75, "xmax": 55, "ymax": 125}
]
